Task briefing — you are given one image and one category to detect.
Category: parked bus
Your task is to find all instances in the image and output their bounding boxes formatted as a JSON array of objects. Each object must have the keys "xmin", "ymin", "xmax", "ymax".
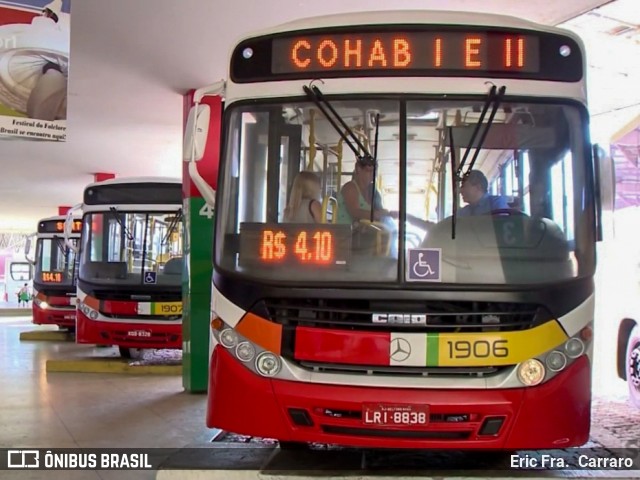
[
  {"xmin": 25, "ymin": 215, "xmax": 80, "ymax": 328},
  {"xmin": 185, "ymin": 11, "xmax": 611, "ymax": 449},
  {"xmin": 65, "ymin": 177, "xmax": 184, "ymax": 358}
]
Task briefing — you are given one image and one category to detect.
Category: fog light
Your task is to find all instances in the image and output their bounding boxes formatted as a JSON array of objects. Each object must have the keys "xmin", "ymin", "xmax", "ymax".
[
  {"xmin": 565, "ymin": 338, "xmax": 584, "ymax": 358},
  {"xmin": 545, "ymin": 351, "xmax": 567, "ymax": 372},
  {"xmin": 219, "ymin": 329, "xmax": 238, "ymax": 348},
  {"xmin": 517, "ymin": 359, "xmax": 545, "ymax": 386},
  {"xmin": 256, "ymin": 352, "xmax": 281, "ymax": 377},
  {"xmin": 236, "ymin": 342, "xmax": 255, "ymax": 362},
  {"xmin": 211, "ymin": 317, "xmax": 224, "ymax": 331}
]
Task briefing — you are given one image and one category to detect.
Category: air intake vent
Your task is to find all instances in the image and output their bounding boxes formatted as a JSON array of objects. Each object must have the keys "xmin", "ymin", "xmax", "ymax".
[{"xmin": 261, "ymin": 298, "xmax": 549, "ymax": 332}]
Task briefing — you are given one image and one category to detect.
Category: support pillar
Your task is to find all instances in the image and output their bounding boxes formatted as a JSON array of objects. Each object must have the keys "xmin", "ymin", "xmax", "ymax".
[{"xmin": 182, "ymin": 91, "xmax": 221, "ymax": 392}]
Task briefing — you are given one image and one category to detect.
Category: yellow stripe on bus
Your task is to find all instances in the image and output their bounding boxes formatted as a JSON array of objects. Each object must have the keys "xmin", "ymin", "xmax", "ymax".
[{"xmin": 426, "ymin": 320, "xmax": 568, "ymax": 367}]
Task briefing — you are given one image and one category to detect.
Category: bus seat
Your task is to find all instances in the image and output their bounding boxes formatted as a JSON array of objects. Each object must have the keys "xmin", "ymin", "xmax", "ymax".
[
  {"xmin": 422, "ymin": 215, "xmax": 572, "ymax": 284},
  {"xmin": 83, "ymin": 261, "xmax": 128, "ymax": 280},
  {"xmin": 163, "ymin": 257, "xmax": 183, "ymax": 275}
]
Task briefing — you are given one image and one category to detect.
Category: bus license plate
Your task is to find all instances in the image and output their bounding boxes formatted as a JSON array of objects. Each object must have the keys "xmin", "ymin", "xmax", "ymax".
[
  {"xmin": 128, "ymin": 330, "xmax": 151, "ymax": 338},
  {"xmin": 152, "ymin": 302, "xmax": 182, "ymax": 315},
  {"xmin": 362, "ymin": 404, "xmax": 429, "ymax": 426}
]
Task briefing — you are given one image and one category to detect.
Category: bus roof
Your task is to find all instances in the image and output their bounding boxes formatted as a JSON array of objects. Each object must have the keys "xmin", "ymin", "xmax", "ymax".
[
  {"xmin": 84, "ymin": 176, "xmax": 181, "ymax": 191},
  {"xmin": 38, "ymin": 215, "xmax": 81, "ymax": 223},
  {"xmin": 233, "ymin": 10, "xmax": 582, "ymax": 46}
]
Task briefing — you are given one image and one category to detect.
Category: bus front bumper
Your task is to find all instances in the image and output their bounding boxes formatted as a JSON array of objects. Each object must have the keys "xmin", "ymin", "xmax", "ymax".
[
  {"xmin": 76, "ymin": 311, "xmax": 182, "ymax": 349},
  {"xmin": 32, "ymin": 304, "xmax": 76, "ymax": 328},
  {"xmin": 207, "ymin": 346, "xmax": 591, "ymax": 449}
]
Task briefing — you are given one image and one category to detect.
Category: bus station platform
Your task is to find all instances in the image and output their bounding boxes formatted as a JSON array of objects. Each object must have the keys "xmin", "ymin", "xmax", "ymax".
[
  {"xmin": 45, "ymin": 346, "xmax": 182, "ymax": 375},
  {"xmin": 20, "ymin": 329, "xmax": 74, "ymax": 341}
]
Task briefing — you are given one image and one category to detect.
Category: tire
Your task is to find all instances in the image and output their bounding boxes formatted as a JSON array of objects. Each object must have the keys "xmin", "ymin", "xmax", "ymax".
[
  {"xmin": 278, "ymin": 441, "xmax": 308, "ymax": 451},
  {"xmin": 626, "ymin": 325, "xmax": 640, "ymax": 409},
  {"xmin": 119, "ymin": 346, "xmax": 132, "ymax": 359}
]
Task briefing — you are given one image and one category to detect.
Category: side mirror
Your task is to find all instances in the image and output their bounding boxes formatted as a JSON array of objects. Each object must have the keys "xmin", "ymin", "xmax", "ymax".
[
  {"xmin": 595, "ymin": 144, "xmax": 615, "ymax": 211},
  {"xmin": 24, "ymin": 233, "xmax": 36, "ymax": 265},
  {"xmin": 593, "ymin": 144, "xmax": 616, "ymax": 241},
  {"xmin": 183, "ymin": 104, "xmax": 211, "ymax": 163}
]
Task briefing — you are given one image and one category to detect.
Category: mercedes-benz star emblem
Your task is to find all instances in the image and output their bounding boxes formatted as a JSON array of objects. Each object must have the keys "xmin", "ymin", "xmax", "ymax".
[{"xmin": 390, "ymin": 338, "xmax": 411, "ymax": 362}]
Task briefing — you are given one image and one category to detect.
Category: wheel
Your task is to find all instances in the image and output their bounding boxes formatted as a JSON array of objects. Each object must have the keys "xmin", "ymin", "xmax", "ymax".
[
  {"xmin": 278, "ymin": 441, "xmax": 308, "ymax": 451},
  {"xmin": 626, "ymin": 325, "xmax": 640, "ymax": 408},
  {"xmin": 119, "ymin": 346, "xmax": 132, "ymax": 359}
]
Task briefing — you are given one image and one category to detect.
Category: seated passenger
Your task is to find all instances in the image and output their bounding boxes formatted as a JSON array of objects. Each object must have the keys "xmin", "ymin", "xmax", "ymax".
[
  {"xmin": 283, "ymin": 171, "xmax": 322, "ymax": 223},
  {"xmin": 337, "ymin": 159, "xmax": 396, "ymax": 225},
  {"xmin": 458, "ymin": 170, "xmax": 510, "ymax": 216}
]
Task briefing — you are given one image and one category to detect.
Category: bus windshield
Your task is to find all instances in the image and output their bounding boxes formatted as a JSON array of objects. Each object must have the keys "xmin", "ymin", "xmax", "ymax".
[
  {"xmin": 216, "ymin": 97, "xmax": 595, "ymax": 285},
  {"xmin": 36, "ymin": 237, "xmax": 77, "ymax": 287},
  {"xmin": 79, "ymin": 211, "xmax": 183, "ymax": 287}
]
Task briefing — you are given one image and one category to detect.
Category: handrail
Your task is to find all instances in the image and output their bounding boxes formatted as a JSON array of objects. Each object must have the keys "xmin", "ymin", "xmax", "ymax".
[{"xmin": 321, "ymin": 196, "xmax": 338, "ymax": 224}]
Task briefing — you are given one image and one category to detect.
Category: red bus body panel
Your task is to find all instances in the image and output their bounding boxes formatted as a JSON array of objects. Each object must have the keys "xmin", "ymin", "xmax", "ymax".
[
  {"xmin": 32, "ymin": 295, "xmax": 76, "ymax": 328},
  {"xmin": 207, "ymin": 346, "xmax": 591, "ymax": 449},
  {"xmin": 76, "ymin": 310, "xmax": 181, "ymax": 349}
]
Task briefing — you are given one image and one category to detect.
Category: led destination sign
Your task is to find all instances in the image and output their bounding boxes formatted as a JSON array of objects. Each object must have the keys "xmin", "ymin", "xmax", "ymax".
[
  {"xmin": 239, "ymin": 223, "xmax": 351, "ymax": 269},
  {"xmin": 231, "ymin": 26, "xmax": 582, "ymax": 82},
  {"xmin": 41, "ymin": 271, "xmax": 64, "ymax": 283},
  {"xmin": 38, "ymin": 220, "xmax": 82, "ymax": 234},
  {"xmin": 274, "ymin": 32, "xmax": 538, "ymax": 74}
]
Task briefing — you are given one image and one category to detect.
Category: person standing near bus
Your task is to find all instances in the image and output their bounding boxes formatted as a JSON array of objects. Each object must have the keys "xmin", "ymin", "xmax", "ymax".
[{"xmin": 18, "ymin": 283, "xmax": 30, "ymax": 307}]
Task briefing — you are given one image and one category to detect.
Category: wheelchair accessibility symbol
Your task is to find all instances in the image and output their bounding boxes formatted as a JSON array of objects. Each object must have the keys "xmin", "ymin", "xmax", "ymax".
[
  {"xmin": 407, "ymin": 248, "xmax": 441, "ymax": 282},
  {"xmin": 144, "ymin": 272, "xmax": 157, "ymax": 284}
]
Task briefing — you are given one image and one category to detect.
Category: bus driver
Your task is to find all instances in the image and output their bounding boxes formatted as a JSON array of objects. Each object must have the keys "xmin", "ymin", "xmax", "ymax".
[{"xmin": 458, "ymin": 170, "xmax": 510, "ymax": 216}]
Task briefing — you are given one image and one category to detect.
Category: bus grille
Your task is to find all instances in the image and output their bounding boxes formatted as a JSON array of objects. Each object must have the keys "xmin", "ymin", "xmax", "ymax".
[
  {"xmin": 296, "ymin": 361, "xmax": 508, "ymax": 378},
  {"xmin": 261, "ymin": 298, "xmax": 549, "ymax": 332}
]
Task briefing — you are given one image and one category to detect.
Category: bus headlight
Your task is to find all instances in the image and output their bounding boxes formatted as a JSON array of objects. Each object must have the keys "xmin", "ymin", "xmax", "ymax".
[
  {"xmin": 34, "ymin": 298, "xmax": 48, "ymax": 309},
  {"xmin": 236, "ymin": 342, "xmax": 255, "ymax": 362},
  {"xmin": 517, "ymin": 359, "xmax": 545, "ymax": 386},
  {"xmin": 256, "ymin": 352, "xmax": 281, "ymax": 377},
  {"xmin": 545, "ymin": 351, "xmax": 567, "ymax": 372},
  {"xmin": 564, "ymin": 338, "xmax": 584, "ymax": 358},
  {"xmin": 219, "ymin": 329, "xmax": 238, "ymax": 348},
  {"xmin": 89, "ymin": 310, "xmax": 98, "ymax": 320}
]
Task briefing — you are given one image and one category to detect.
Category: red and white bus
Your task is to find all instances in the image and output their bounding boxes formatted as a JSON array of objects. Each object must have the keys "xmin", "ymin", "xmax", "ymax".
[
  {"xmin": 26, "ymin": 216, "xmax": 80, "ymax": 329},
  {"xmin": 186, "ymin": 11, "xmax": 611, "ymax": 449},
  {"xmin": 66, "ymin": 177, "xmax": 184, "ymax": 358}
]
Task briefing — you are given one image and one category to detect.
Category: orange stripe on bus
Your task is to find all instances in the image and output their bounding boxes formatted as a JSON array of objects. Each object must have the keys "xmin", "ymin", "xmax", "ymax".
[
  {"xmin": 83, "ymin": 295, "xmax": 100, "ymax": 310},
  {"xmin": 235, "ymin": 313, "xmax": 282, "ymax": 355}
]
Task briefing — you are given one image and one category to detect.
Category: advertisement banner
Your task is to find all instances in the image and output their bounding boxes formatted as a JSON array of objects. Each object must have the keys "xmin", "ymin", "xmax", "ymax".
[{"xmin": 0, "ymin": 0, "xmax": 70, "ymax": 141}]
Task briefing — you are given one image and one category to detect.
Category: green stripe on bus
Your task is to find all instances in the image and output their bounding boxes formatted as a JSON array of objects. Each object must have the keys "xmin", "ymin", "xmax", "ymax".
[{"xmin": 426, "ymin": 333, "xmax": 439, "ymax": 366}]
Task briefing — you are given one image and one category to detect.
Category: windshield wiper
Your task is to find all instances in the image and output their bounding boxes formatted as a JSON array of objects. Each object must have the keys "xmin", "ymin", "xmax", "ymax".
[
  {"xmin": 449, "ymin": 126, "xmax": 458, "ymax": 240},
  {"xmin": 449, "ymin": 85, "xmax": 506, "ymax": 240},
  {"xmin": 161, "ymin": 209, "xmax": 183, "ymax": 246},
  {"xmin": 109, "ymin": 207, "xmax": 134, "ymax": 241},
  {"xmin": 53, "ymin": 236, "xmax": 67, "ymax": 255},
  {"xmin": 303, "ymin": 84, "xmax": 376, "ymax": 167},
  {"xmin": 455, "ymin": 85, "xmax": 506, "ymax": 179},
  {"xmin": 369, "ymin": 113, "xmax": 380, "ymax": 222}
]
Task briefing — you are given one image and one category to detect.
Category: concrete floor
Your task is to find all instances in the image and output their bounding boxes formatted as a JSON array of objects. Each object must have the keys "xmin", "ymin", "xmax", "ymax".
[{"xmin": 0, "ymin": 315, "xmax": 210, "ymax": 480}]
